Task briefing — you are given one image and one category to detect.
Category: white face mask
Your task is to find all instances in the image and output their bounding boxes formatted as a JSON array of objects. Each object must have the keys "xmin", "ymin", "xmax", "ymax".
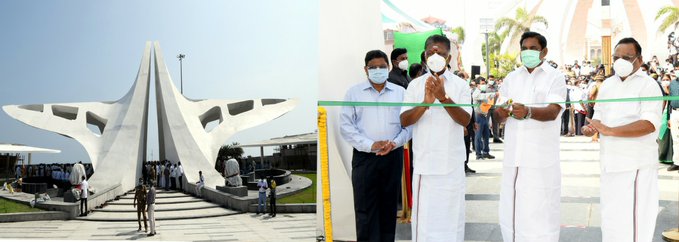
[
  {"xmin": 662, "ymin": 80, "xmax": 671, "ymax": 87},
  {"xmin": 479, "ymin": 84, "xmax": 487, "ymax": 91},
  {"xmin": 398, "ymin": 60, "xmax": 409, "ymax": 71},
  {"xmin": 426, "ymin": 54, "xmax": 447, "ymax": 73},
  {"xmin": 613, "ymin": 57, "xmax": 637, "ymax": 78}
]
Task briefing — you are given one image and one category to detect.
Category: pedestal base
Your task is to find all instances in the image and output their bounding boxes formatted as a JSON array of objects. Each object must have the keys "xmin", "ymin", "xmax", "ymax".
[{"xmin": 216, "ymin": 185, "xmax": 247, "ymax": 197}]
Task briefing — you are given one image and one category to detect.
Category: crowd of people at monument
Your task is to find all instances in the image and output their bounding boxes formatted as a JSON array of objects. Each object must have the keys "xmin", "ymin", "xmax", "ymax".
[
  {"xmin": 13, "ymin": 162, "xmax": 94, "ymax": 188},
  {"xmin": 140, "ymin": 160, "xmax": 184, "ymax": 191}
]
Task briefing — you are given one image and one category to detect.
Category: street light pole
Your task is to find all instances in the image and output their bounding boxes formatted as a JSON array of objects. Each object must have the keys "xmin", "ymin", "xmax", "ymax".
[
  {"xmin": 177, "ymin": 54, "xmax": 185, "ymax": 94},
  {"xmin": 485, "ymin": 32, "xmax": 490, "ymax": 79},
  {"xmin": 480, "ymin": 18, "xmax": 493, "ymax": 80}
]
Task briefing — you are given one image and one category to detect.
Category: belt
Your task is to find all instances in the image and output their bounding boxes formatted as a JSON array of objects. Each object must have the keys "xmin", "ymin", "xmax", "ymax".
[{"xmin": 225, "ymin": 172, "xmax": 240, "ymax": 178}]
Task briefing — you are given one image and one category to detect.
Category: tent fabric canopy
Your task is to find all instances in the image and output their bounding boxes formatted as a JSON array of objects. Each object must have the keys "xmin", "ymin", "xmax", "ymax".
[
  {"xmin": 381, "ymin": 0, "xmax": 434, "ymax": 31},
  {"xmin": 0, "ymin": 144, "xmax": 61, "ymax": 153}
]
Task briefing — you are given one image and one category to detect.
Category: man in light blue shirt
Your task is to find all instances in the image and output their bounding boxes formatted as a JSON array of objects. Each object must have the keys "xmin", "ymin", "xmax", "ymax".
[
  {"xmin": 256, "ymin": 178, "xmax": 268, "ymax": 215},
  {"xmin": 340, "ymin": 49, "xmax": 411, "ymax": 242}
]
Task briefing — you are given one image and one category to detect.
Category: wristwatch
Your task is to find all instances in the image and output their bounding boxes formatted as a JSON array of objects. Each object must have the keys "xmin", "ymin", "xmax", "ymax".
[
  {"xmin": 510, "ymin": 107, "xmax": 531, "ymax": 120},
  {"xmin": 525, "ymin": 107, "xmax": 532, "ymax": 119}
]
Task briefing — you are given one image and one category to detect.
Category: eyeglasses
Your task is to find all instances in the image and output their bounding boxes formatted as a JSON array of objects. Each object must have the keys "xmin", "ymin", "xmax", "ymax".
[
  {"xmin": 366, "ymin": 65, "xmax": 388, "ymax": 70},
  {"xmin": 612, "ymin": 55, "xmax": 638, "ymax": 62}
]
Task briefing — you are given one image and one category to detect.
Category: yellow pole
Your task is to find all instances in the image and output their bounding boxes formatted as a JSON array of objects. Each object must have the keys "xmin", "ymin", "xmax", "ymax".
[
  {"xmin": 601, "ymin": 1, "xmax": 612, "ymax": 76},
  {"xmin": 602, "ymin": 35, "xmax": 611, "ymax": 75},
  {"xmin": 318, "ymin": 107, "xmax": 333, "ymax": 242}
]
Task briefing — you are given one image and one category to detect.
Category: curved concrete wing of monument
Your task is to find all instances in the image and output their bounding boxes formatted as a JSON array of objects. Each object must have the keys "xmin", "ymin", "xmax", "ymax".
[
  {"xmin": 152, "ymin": 41, "xmax": 298, "ymax": 189},
  {"xmin": 2, "ymin": 42, "xmax": 151, "ymax": 192}
]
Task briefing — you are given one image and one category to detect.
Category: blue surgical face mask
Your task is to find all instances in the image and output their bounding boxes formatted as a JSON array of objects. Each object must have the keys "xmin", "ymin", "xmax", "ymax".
[{"xmin": 368, "ymin": 68, "xmax": 389, "ymax": 84}]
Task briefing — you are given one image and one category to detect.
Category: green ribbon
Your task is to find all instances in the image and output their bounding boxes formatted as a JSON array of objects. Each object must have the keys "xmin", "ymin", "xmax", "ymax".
[{"xmin": 318, "ymin": 95, "xmax": 679, "ymax": 108}]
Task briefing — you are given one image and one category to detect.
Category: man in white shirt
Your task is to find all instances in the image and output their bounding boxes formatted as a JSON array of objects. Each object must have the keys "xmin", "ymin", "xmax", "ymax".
[
  {"xmin": 80, "ymin": 176, "xmax": 89, "ymax": 216},
  {"xmin": 155, "ymin": 163, "xmax": 160, "ymax": 187},
  {"xmin": 494, "ymin": 31, "xmax": 566, "ymax": 242},
  {"xmin": 195, "ymin": 170, "xmax": 205, "ymax": 197},
  {"xmin": 15, "ymin": 165, "xmax": 21, "ymax": 179},
  {"xmin": 584, "ymin": 37, "xmax": 662, "ymax": 242},
  {"xmin": 146, "ymin": 182, "xmax": 157, "ymax": 236},
  {"xmin": 177, "ymin": 162, "xmax": 184, "ymax": 191},
  {"xmin": 400, "ymin": 34, "xmax": 472, "ymax": 242},
  {"xmin": 571, "ymin": 82, "xmax": 588, "ymax": 135},
  {"xmin": 256, "ymin": 178, "xmax": 268, "ymax": 215}
]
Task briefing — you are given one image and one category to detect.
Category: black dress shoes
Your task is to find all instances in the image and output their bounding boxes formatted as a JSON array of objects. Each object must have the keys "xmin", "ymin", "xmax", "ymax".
[{"xmin": 668, "ymin": 164, "xmax": 679, "ymax": 171}]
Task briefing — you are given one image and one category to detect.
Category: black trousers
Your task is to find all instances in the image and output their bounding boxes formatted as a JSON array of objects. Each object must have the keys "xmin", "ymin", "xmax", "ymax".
[
  {"xmin": 586, "ymin": 106, "xmax": 595, "ymax": 120},
  {"xmin": 575, "ymin": 112, "xmax": 586, "ymax": 135},
  {"xmin": 352, "ymin": 147, "xmax": 403, "ymax": 242},
  {"xmin": 137, "ymin": 204, "xmax": 148, "ymax": 230},
  {"xmin": 561, "ymin": 107, "xmax": 571, "ymax": 134},
  {"xmin": 269, "ymin": 192, "xmax": 277, "ymax": 216},
  {"xmin": 178, "ymin": 176, "xmax": 183, "ymax": 190},
  {"xmin": 80, "ymin": 197, "xmax": 88, "ymax": 215},
  {"xmin": 464, "ymin": 134, "xmax": 471, "ymax": 166},
  {"xmin": 490, "ymin": 108, "xmax": 502, "ymax": 140}
]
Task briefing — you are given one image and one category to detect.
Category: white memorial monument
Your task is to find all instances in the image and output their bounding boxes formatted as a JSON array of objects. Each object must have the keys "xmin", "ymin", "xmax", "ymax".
[{"xmin": 3, "ymin": 41, "xmax": 297, "ymax": 194}]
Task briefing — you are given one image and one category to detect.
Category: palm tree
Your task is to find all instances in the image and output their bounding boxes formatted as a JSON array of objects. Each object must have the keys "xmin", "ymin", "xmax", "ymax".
[
  {"xmin": 495, "ymin": 7, "xmax": 548, "ymax": 53},
  {"xmin": 482, "ymin": 31, "xmax": 508, "ymax": 72},
  {"xmin": 218, "ymin": 142, "xmax": 244, "ymax": 160},
  {"xmin": 450, "ymin": 26, "xmax": 465, "ymax": 44},
  {"xmin": 482, "ymin": 32, "xmax": 507, "ymax": 58},
  {"xmin": 656, "ymin": 6, "xmax": 679, "ymax": 33}
]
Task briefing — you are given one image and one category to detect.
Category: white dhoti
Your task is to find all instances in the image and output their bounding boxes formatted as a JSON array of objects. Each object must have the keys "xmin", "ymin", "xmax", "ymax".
[
  {"xmin": 499, "ymin": 164, "xmax": 561, "ymax": 242},
  {"xmin": 600, "ymin": 166, "xmax": 658, "ymax": 242},
  {"xmin": 411, "ymin": 168, "xmax": 465, "ymax": 242}
]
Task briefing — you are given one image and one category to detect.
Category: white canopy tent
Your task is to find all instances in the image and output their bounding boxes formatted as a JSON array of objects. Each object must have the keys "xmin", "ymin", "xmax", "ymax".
[
  {"xmin": 0, "ymin": 143, "xmax": 61, "ymax": 165},
  {"xmin": 0, "ymin": 144, "xmax": 61, "ymax": 154},
  {"xmin": 0, "ymin": 143, "xmax": 61, "ymax": 180}
]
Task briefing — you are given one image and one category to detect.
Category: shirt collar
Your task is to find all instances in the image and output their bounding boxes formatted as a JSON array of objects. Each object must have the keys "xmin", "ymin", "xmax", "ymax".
[
  {"xmin": 520, "ymin": 61, "xmax": 552, "ymax": 74},
  {"xmin": 423, "ymin": 69, "xmax": 453, "ymax": 81},
  {"xmin": 612, "ymin": 68, "xmax": 646, "ymax": 82},
  {"xmin": 627, "ymin": 68, "xmax": 646, "ymax": 79},
  {"xmin": 361, "ymin": 79, "xmax": 395, "ymax": 92}
]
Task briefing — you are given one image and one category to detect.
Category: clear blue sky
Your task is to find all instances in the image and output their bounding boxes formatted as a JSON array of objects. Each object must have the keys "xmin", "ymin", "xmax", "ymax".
[{"xmin": 0, "ymin": 1, "xmax": 318, "ymax": 163}]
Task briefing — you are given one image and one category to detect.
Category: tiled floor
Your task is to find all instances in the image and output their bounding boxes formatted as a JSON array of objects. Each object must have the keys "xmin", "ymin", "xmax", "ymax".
[{"xmin": 394, "ymin": 136, "xmax": 679, "ymax": 241}]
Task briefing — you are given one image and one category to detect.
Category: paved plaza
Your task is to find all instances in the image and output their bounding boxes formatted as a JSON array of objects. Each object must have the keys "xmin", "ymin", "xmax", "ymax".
[
  {"xmin": 394, "ymin": 136, "xmax": 679, "ymax": 242},
  {"xmin": 1, "ymin": 136, "xmax": 679, "ymax": 241},
  {"xmin": 0, "ymin": 212, "xmax": 316, "ymax": 241}
]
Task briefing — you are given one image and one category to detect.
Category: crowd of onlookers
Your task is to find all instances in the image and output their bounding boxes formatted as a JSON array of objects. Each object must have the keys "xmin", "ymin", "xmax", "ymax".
[
  {"xmin": 14, "ymin": 162, "xmax": 94, "ymax": 188},
  {"xmin": 141, "ymin": 160, "xmax": 184, "ymax": 191}
]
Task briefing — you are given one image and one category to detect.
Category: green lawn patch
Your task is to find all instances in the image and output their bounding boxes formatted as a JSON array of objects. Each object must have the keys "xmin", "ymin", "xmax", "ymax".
[
  {"xmin": 279, "ymin": 173, "xmax": 316, "ymax": 204},
  {"xmin": 0, "ymin": 198, "xmax": 42, "ymax": 213}
]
